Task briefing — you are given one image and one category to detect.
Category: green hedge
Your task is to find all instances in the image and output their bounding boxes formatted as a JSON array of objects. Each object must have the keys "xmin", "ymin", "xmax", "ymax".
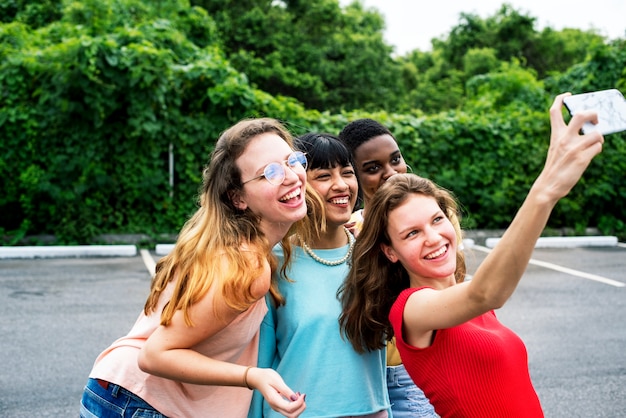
[
  {"xmin": 0, "ymin": 1, "xmax": 319, "ymax": 243},
  {"xmin": 2, "ymin": 0, "xmax": 625, "ymax": 244}
]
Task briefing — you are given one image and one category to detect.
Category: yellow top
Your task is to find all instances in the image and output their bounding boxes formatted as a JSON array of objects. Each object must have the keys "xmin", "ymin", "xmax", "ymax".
[
  {"xmin": 349, "ymin": 209, "xmax": 364, "ymax": 236},
  {"xmin": 386, "ymin": 337, "xmax": 402, "ymax": 366}
]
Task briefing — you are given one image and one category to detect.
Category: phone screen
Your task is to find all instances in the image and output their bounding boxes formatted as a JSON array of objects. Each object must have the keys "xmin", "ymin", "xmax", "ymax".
[{"xmin": 563, "ymin": 89, "xmax": 626, "ymax": 135}]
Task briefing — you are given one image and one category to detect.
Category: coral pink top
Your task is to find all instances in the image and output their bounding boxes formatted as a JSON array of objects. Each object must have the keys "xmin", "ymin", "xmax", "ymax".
[
  {"xmin": 90, "ymin": 280, "xmax": 267, "ymax": 418},
  {"xmin": 389, "ymin": 287, "xmax": 544, "ymax": 418}
]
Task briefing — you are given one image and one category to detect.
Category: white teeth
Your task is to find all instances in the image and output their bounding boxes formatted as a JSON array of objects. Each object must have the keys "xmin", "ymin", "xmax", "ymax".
[
  {"xmin": 330, "ymin": 197, "xmax": 349, "ymax": 204},
  {"xmin": 425, "ymin": 246, "xmax": 446, "ymax": 260},
  {"xmin": 280, "ymin": 188, "xmax": 301, "ymax": 202}
]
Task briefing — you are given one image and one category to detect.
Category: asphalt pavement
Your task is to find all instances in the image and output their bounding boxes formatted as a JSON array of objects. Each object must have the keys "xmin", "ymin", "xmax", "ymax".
[{"xmin": 0, "ymin": 241, "xmax": 625, "ymax": 417}]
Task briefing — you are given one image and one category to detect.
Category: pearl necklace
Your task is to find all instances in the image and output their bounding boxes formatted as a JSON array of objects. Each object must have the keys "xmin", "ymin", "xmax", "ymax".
[{"xmin": 300, "ymin": 227, "xmax": 355, "ymax": 266}]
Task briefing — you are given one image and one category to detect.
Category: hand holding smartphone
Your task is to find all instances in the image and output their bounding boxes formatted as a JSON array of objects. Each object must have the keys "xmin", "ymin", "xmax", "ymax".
[{"xmin": 563, "ymin": 89, "xmax": 626, "ymax": 135}]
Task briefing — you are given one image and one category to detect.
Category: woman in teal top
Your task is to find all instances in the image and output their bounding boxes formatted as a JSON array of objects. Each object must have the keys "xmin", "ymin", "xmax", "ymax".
[{"xmin": 249, "ymin": 133, "xmax": 390, "ymax": 417}]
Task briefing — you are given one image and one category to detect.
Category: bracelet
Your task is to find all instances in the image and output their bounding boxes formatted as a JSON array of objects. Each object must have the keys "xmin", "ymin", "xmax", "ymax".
[{"xmin": 243, "ymin": 366, "xmax": 253, "ymax": 390}]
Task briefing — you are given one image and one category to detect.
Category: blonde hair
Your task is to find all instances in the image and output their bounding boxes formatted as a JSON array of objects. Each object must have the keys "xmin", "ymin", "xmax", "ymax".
[
  {"xmin": 339, "ymin": 173, "xmax": 466, "ymax": 352},
  {"xmin": 144, "ymin": 118, "xmax": 295, "ymax": 326},
  {"xmin": 292, "ymin": 182, "xmax": 327, "ymax": 247}
]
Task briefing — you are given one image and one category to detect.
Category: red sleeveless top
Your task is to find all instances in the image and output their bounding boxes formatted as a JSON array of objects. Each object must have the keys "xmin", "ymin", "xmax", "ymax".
[{"xmin": 390, "ymin": 287, "xmax": 544, "ymax": 418}]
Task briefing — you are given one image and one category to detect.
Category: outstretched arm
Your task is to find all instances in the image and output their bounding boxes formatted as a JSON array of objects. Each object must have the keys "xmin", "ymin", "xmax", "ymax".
[
  {"xmin": 403, "ymin": 93, "xmax": 604, "ymax": 343},
  {"xmin": 470, "ymin": 93, "xmax": 602, "ymax": 304}
]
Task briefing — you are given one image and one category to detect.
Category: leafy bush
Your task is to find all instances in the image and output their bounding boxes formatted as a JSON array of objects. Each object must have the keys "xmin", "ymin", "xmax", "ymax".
[
  {"xmin": 1, "ymin": 0, "xmax": 625, "ymax": 243},
  {"xmin": 0, "ymin": 0, "xmax": 317, "ymax": 243}
]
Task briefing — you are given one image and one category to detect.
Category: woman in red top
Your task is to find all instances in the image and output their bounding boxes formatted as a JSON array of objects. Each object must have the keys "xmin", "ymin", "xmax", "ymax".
[{"xmin": 338, "ymin": 93, "xmax": 604, "ymax": 417}]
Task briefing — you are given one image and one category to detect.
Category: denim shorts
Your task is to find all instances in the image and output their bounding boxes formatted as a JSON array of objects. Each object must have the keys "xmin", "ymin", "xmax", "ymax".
[
  {"xmin": 80, "ymin": 378, "xmax": 168, "ymax": 418},
  {"xmin": 386, "ymin": 365, "xmax": 440, "ymax": 418}
]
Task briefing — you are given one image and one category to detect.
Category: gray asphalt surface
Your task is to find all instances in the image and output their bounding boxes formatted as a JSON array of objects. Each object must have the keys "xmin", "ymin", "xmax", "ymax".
[
  {"xmin": 0, "ymin": 257, "xmax": 149, "ymax": 417},
  {"xmin": 0, "ymin": 244, "xmax": 625, "ymax": 417}
]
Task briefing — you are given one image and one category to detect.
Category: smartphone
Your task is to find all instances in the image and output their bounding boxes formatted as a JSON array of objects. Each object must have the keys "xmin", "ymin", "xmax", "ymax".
[{"xmin": 563, "ymin": 88, "xmax": 626, "ymax": 135}]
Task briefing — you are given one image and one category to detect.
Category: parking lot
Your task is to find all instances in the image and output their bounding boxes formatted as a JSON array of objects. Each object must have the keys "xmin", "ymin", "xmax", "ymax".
[{"xmin": 0, "ymin": 243, "xmax": 625, "ymax": 417}]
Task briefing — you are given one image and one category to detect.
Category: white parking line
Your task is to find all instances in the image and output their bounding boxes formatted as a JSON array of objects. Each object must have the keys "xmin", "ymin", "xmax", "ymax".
[
  {"xmin": 471, "ymin": 245, "xmax": 626, "ymax": 288},
  {"xmin": 140, "ymin": 249, "xmax": 156, "ymax": 277}
]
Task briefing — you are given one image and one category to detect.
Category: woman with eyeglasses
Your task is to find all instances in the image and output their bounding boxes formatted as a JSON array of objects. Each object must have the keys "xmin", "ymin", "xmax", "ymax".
[
  {"xmin": 80, "ymin": 118, "xmax": 308, "ymax": 418},
  {"xmin": 249, "ymin": 133, "xmax": 390, "ymax": 417}
]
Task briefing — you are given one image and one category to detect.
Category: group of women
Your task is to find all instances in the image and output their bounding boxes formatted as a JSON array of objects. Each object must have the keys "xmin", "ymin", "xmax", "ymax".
[{"xmin": 80, "ymin": 93, "xmax": 603, "ymax": 418}]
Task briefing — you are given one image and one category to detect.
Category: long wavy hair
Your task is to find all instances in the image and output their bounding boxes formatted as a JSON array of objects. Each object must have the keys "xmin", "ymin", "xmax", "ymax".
[
  {"xmin": 144, "ymin": 118, "xmax": 296, "ymax": 326},
  {"xmin": 291, "ymin": 133, "xmax": 356, "ymax": 246},
  {"xmin": 338, "ymin": 173, "xmax": 466, "ymax": 353}
]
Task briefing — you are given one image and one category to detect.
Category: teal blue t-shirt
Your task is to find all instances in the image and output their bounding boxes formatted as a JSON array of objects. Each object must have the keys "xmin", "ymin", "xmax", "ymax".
[{"xmin": 249, "ymin": 244, "xmax": 389, "ymax": 418}]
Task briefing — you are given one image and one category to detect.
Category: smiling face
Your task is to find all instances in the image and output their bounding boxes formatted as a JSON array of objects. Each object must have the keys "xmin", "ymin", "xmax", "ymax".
[
  {"xmin": 381, "ymin": 193, "xmax": 457, "ymax": 287},
  {"xmin": 307, "ymin": 163, "xmax": 358, "ymax": 228},
  {"xmin": 235, "ymin": 132, "xmax": 307, "ymax": 245},
  {"xmin": 353, "ymin": 134, "xmax": 407, "ymax": 205}
]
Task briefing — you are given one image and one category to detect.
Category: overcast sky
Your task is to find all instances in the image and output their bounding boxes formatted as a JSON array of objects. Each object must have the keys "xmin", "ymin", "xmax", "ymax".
[{"xmin": 341, "ymin": 0, "xmax": 626, "ymax": 55}]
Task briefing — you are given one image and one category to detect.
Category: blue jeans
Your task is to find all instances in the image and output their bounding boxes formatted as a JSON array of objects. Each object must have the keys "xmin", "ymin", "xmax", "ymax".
[
  {"xmin": 80, "ymin": 378, "xmax": 167, "ymax": 418},
  {"xmin": 386, "ymin": 365, "xmax": 439, "ymax": 418}
]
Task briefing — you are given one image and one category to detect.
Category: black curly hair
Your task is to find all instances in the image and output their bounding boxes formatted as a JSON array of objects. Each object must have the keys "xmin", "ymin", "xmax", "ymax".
[{"xmin": 338, "ymin": 118, "xmax": 395, "ymax": 156}]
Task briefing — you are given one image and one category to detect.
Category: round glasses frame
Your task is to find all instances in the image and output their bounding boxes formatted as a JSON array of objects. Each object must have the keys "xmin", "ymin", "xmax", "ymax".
[{"xmin": 242, "ymin": 151, "xmax": 308, "ymax": 186}]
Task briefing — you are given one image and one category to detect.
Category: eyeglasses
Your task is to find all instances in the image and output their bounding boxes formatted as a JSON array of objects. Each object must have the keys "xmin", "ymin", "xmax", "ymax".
[{"xmin": 242, "ymin": 151, "xmax": 308, "ymax": 186}]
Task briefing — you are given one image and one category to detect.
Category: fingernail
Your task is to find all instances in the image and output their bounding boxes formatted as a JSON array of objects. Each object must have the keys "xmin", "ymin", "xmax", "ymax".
[{"xmin": 290, "ymin": 394, "xmax": 298, "ymax": 401}]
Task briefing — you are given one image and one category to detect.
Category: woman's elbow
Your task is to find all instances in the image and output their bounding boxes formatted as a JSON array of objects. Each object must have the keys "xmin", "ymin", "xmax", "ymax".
[
  {"xmin": 137, "ymin": 346, "xmax": 157, "ymax": 374},
  {"xmin": 468, "ymin": 286, "xmax": 508, "ymax": 311},
  {"xmin": 490, "ymin": 297, "xmax": 507, "ymax": 310}
]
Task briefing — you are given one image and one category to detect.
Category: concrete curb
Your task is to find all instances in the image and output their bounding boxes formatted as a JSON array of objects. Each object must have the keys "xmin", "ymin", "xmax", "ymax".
[
  {"xmin": 155, "ymin": 244, "xmax": 175, "ymax": 256},
  {"xmin": 0, "ymin": 236, "xmax": 621, "ymax": 259},
  {"xmin": 0, "ymin": 245, "xmax": 137, "ymax": 259}
]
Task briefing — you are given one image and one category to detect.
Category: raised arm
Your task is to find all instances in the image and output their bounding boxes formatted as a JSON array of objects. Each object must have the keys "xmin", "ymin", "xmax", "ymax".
[{"xmin": 403, "ymin": 93, "xmax": 604, "ymax": 344}]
